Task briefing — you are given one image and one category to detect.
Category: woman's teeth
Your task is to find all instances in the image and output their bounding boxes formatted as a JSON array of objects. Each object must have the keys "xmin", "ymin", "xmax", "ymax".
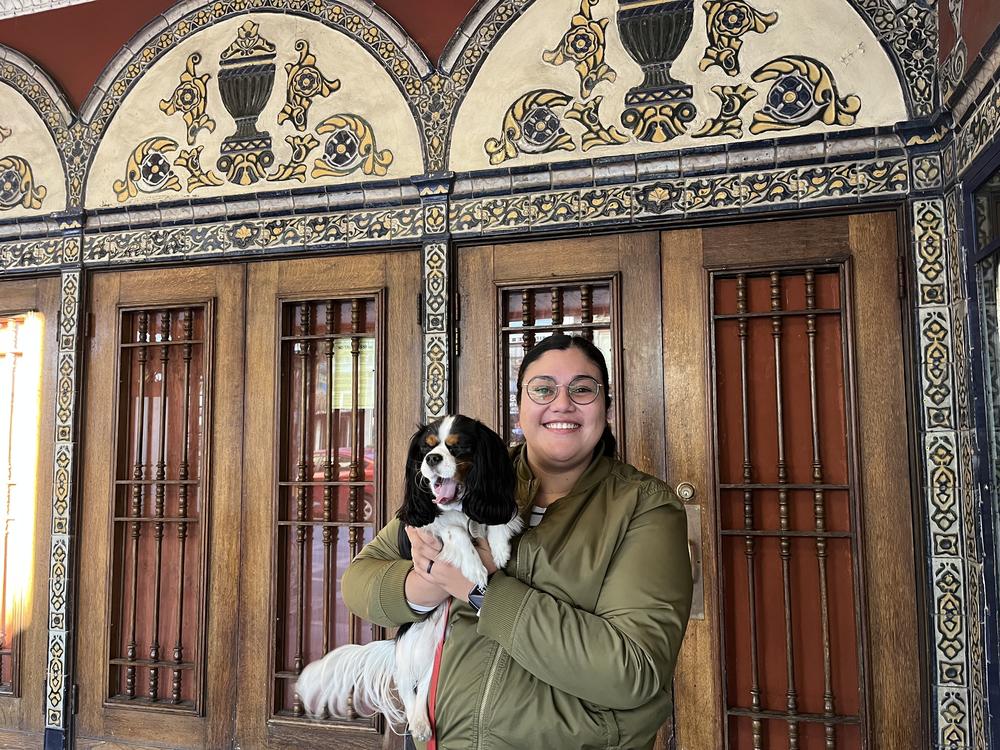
[{"xmin": 544, "ymin": 422, "xmax": 579, "ymax": 430}]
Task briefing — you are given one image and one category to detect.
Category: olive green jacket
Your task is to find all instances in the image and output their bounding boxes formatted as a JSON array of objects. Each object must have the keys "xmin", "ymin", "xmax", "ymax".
[{"xmin": 342, "ymin": 446, "xmax": 693, "ymax": 750}]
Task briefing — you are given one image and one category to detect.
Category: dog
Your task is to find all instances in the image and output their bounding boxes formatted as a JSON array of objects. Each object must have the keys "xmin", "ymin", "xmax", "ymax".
[{"xmin": 295, "ymin": 415, "xmax": 523, "ymax": 740}]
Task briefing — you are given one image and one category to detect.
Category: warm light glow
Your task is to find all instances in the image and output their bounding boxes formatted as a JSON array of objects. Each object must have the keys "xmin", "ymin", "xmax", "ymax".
[{"xmin": 0, "ymin": 311, "xmax": 44, "ymax": 679}]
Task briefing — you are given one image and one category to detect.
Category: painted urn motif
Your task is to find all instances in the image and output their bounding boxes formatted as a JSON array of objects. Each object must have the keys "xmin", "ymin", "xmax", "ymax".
[
  {"xmin": 616, "ymin": 0, "xmax": 698, "ymax": 142},
  {"xmin": 217, "ymin": 21, "xmax": 277, "ymax": 186}
]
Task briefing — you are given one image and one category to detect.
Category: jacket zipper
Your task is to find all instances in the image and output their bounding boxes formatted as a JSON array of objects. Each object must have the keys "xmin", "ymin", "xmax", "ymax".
[
  {"xmin": 475, "ymin": 645, "xmax": 504, "ymax": 750},
  {"xmin": 475, "ymin": 478, "xmax": 539, "ymax": 750}
]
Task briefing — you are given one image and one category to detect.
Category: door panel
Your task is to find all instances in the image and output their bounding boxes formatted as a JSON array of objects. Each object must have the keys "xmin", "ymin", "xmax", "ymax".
[
  {"xmin": 236, "ymin": 250, "xmax": 422, "ymax": 750},
  {"xmin": 0, "ymin": 277, "xmax": 59, "ymax": 748},
  {"xmin": 457, "ymin": 214, "xmax": 919, "ymax": 750},
  {"xmin": 458, "ymin": 233, "xmax": 665, "ymax": 467},
  {"xmin": 76, "ymin": 266, "xmax": 244, "ymax": 749},
  {"xmin": 457, "ymin": 232, "xmax": 672, "ymax": 746},
  {"xmin": 671, "ymin": 212, "xmax": 920, "ymax": 749}
]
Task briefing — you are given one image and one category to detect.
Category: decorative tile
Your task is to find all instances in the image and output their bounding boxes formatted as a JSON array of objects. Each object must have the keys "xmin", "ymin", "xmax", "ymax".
[
  {"xmin": 51, "ymin": 442, "xmax": 73, "ymax": 535},
  {"xmin": 912, "ymin": 153, "xmax": 944, "ymax": 191},
  {"xmin": 920, "ymin": 306, "xmax": 954, "ymax": 429},
  {"xmin": 45, "ymin": 629, "xmax": 67, "ymax": 729},
  {"xmin": 913, "ymin": 199, "xmax": 949, "ymax": 306},
  {"xmin": 47, "ymin": 534, "xmax": 69, "ymax": 631},
  {"xmin": 926, "ymin": 432, "xmax": 960, "ymax": 538},
  {"xmin": 937, "ymin": 686, "xmax": 971, "ymax": 749},
  {"xmin": 423, "ymin": 242, "xmax": 449, "ymax": 421},
  {"xmin": 849, "ymin": 1, "xmax": 936, "ymax": 118},
  {"xmin": 958, "ymin": 71, "xmax": 1000, "ymax": 172}
]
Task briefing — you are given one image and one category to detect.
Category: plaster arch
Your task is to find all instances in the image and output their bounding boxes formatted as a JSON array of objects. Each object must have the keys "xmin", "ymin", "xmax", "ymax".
[
  {"xmin": 81, "ymin": 0, "xmax": 433, "ymax": 210},
  {"xmin": 444, "ymin": 0, "xmax": 916, "ymax": 173},
  {"xmin": 0, "ymin": 44, "xmax": 72, "ymax": 218}
]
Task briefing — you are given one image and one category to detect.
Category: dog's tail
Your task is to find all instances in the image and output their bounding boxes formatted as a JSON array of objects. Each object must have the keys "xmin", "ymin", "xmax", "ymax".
[{"xmin": 296, "ymin": 640, "xmax": 406, "ymax": 727}]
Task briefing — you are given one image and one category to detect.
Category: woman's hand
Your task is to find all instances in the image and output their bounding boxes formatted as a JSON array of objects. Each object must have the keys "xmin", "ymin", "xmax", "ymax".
[{"xmin": 405, "ymin": 526, "xmax": 498, "ymax": 604}]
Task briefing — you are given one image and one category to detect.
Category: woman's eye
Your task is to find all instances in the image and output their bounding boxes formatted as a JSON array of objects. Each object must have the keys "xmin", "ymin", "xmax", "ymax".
[{"xmin": 531, "ymin": 386, "xmax": 554, "ymax": 397}]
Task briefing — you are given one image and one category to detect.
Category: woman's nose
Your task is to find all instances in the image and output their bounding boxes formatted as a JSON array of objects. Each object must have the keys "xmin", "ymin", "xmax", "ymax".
[{"xmin": 549, "ymin": 387, "xmax": 576, "ymax": 410}]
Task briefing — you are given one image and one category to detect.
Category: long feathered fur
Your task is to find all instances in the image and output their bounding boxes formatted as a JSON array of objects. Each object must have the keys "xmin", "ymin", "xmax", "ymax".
[{"xmin": 295, "ymin": 415, "xmax": 521, "ymax": 741}]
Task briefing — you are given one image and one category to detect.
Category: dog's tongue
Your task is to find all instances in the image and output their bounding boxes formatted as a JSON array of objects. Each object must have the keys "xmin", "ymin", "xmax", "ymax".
[{"xmin": 433, "ymin": 478, "xmax": 458, "ymax": 504}]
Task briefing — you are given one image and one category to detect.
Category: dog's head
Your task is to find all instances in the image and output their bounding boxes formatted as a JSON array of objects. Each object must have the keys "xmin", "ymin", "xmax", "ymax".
[{"xmin": 398, "ymin": 415, "xmax": 517, "ymax": 528}]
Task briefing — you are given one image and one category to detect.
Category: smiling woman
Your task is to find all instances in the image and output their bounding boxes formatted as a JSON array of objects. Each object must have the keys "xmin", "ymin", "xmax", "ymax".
[{"xmin": 337, "ymin": 333, "xmax": 693, "ymax": 750}]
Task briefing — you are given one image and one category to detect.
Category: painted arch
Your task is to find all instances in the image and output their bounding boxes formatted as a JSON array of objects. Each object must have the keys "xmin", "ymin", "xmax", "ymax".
[
  {"xmin": 0, "ymin": 45, "xmax": 72, "ymax": 218},
  {"xmin": 447, "ymin": 0, "xmax": 912, "ymax": 172},
  {"xmin": 82, "ymin": 0, "xmax": 432, "ymax": 210}
]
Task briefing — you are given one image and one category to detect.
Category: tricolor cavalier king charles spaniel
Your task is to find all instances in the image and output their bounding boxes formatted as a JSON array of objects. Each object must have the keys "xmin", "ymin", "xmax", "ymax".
[{"xmin": 296, "ymin": 415, "xmax": 522, "ymax": 740}]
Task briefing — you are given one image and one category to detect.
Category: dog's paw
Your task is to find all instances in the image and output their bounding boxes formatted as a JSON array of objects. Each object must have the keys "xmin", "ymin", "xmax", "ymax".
[
  {"xmin": 491, "ymin": 543, "xmax": 511, "ymax": 569},
  {"xmin": 410, "ymin": 718, "xmax": 433, "ymax": 742},
  {"xmin": 463, "ymin": 562, "xmax": 489, "ymax": 589}
]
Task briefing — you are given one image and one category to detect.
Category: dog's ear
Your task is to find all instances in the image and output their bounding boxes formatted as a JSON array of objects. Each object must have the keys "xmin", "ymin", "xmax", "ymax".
[
  {"xmin": 397, "ymin": 422, "xmax": 439, "ymax": 529},
  {"xmin": 460, "ymin": 417, "xmax": 517, "ymax": 525}
]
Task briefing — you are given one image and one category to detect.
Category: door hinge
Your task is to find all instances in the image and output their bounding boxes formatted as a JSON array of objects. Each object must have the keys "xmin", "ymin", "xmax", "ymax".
[
  {"xmin": 453, "ymin": 326, "xmax": 461, "ymax": 358},
  {"xmin": 71, "ymin": 683, "xmax": 78, "ymax": 715},
  {"xmin": 453, "ymin": 291, "xmax": 461, "ymax": 322},
  {"xmin": 417, "ymin": 292, "xmax": 424, "ymax": 330},
  {"xmin": 897, "ymin": 256, "xmax": 907, "ymax": 299}
]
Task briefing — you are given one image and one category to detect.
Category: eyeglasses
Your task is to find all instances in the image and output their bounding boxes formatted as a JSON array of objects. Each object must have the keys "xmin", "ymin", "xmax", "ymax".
[{"xmin": 524, "ymin": 375, "xmax": 603, "ymax": 405}]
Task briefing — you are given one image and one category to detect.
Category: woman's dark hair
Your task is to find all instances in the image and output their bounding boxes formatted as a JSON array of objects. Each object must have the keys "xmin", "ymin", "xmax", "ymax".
[{"xmin": 515, "ymin": 334, "xmax": 617, "ymax": 457}]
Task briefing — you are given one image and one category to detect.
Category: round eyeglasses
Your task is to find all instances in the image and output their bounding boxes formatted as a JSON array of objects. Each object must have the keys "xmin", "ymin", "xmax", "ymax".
[{"xmin": 524, "ymin": 375, "xmax": 603, "ymax": 405}]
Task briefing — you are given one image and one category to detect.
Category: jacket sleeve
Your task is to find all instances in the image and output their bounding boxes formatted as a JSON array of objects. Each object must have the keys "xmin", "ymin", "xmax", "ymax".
[
  {"xmin": 476, "ymin": 491, "xmax": 693, "ymax": 710},
  {"xmin": 340, "ymin": 517, "xmax": 427, "ymax": 627}
]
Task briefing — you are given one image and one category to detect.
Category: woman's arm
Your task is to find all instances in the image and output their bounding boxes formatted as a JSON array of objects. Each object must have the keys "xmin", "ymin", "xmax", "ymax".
[
  {"xmin": 341, "ymin": 517, "xmax": 433, "ymax": 627},
  {"xmin": 475, "ymin": 496, "xmax": 693, "ymax": 710}
]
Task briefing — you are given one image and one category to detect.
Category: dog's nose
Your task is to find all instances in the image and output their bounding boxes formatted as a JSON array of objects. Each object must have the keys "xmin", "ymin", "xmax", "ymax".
[{"xmin": 426, "ymin": 453, "xmax": 443, "ymax": 466}]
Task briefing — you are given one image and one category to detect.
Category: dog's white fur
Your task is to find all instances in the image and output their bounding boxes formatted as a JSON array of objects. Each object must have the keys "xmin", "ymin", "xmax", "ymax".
[{"xmin": 295, "ymin": 416, "xmax": 523, "ymax": 740}]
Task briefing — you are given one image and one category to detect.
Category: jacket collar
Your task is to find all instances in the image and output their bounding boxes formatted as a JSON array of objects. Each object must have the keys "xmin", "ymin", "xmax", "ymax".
[{"xmin": 510, "ymin": 443, "xmax": 613, "ymax": 511}]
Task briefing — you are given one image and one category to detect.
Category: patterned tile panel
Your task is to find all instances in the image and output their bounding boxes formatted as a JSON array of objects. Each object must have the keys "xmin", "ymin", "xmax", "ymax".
[
  {"xmin": 957, "ymin": 73, "xmax": 1000, "ymax": 173},
  {"xmin": 423, "ymin": 242, "xmax": 449, "ymax": 420},
  {"xmin": 848, "ymin": 0, "xmax": 937, "ymax": 118},
  {"xmin": 45, "ymin": 269, "xmax": 81, "ymax": 732}
]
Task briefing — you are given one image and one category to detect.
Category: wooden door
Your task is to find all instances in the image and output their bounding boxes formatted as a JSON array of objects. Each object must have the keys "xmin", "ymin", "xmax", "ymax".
[
  {"xmin": 457, "ymin": 232, "xmax": 673, "ymax": 744},
  {"xmin": 76, "ymin": 265, "xmax": 245, "ymax": 749},
  {"xmin": 669, "ymin": 213, "xmax": 921, "ymax": 749},
  {"xmin": 456, "ymin": 214, "xmax": 921, "ymax": 750},
  {"xmin": 0, "ymin": 276, "xmax": 59, "ymax": 748},
  {"xmin": 235, "ymin": 250, "xmax": 423, "ymax": 750}
]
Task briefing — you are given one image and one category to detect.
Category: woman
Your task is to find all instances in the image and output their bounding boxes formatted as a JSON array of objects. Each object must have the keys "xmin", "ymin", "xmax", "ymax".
[{"xmin": 342, "ymin": 334, "xmax": 693, "ymax": 750}]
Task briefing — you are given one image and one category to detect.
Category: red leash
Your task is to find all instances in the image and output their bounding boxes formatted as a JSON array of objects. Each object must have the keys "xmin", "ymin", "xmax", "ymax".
[{"xmin": 425, "ymin": 598, "xmax": 451, "ymax": 750}]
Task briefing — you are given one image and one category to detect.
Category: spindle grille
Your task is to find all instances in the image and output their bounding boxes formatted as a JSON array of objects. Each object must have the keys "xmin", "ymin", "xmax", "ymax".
[
  {"xmin": 109, "ymin": 306, "xmax": 208, "ymax": 711},
  {"xmin": 499, "ymin": 280, "xmax": 617, "ymax": 445},
  {"xmin": 713, "ymin": 268, "xmax": 867, "ymax": 749},
  {"xmin": 273, "ymin": 297, "xmax": 379, "ymax": 719}
]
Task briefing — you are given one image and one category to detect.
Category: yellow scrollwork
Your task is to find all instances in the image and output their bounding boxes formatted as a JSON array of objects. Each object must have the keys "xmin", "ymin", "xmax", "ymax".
[
  {"xmin": 313, "ymin": 115, "xmax": 393, "ymax": 178},
  {"xmin": 693, "ymin": 84, "xmax": 757, "ymax": 138},
  {"xmin": 750, "ymin": 56, "xmax": 861, "ymax": 134},
  {"xmin": 159, "ymin": 52, "xmax": 216, "ymax": 146},
  {"xmin": 278, "ymin": 40, "xmax": 341, "ymax": 131},
  {"xmin": 269, "ymin": 134, "xmax": 321, "ymax": 182},
  {"xmin": 543, "ymin": 0, "xmax": 617, "ymax": 99},
  {"xmin": 220, "ymin": 20, "xmax": 277, "ymax": 62},
  {"xmin": 0, "ymin": 155, "xmax": 46, "ymax": 211},
  {"xmin": 566, "ymin": 97, "xmax": 630, "ymax": 151},
  {"xmin": 700, "ymin": 0, "xmax": 778, "ymax": 76},
  {"xmin": 173, "ymin": 146, "xmax": 224, "ymax": 191},
  {"xmin": 485, "ymin": 90, "xmax": 575, "ymax": 165},
  {"xmin": 113, "ymin": 137, "xmax": 182, "ymax": 203},
  {"xmin": 621, "ymin": 101, "xmax": 697, "ymax": 143}
]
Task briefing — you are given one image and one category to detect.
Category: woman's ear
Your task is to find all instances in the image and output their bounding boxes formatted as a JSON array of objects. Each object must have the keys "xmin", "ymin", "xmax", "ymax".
[
  {"xmin": 461, "ymin": 419, "xmax": 517, "ymax": 525},
  {"xmin": 397, "ymin": 423, "xmax": 439, "ymax": 528}
]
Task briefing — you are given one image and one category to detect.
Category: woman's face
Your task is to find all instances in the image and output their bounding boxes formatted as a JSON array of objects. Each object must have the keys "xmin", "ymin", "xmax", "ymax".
[{"xmin": 519, "ymin": 346, "xmax": 608, "ymax": 474}]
